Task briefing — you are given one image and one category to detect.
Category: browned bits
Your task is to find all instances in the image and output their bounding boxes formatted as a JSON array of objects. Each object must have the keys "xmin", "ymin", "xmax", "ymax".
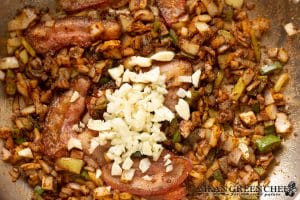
[{"xmin": 0, "ymin": 0, "xmax": 293, "ymax": 199}]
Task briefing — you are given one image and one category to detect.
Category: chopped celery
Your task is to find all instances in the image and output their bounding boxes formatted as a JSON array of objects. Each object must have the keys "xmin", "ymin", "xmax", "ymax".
[
  {"xmin": 213, "ymin": 170, "xmax": 224, "ymax": 183},
  {"xmin": 231, "ymin": 77, "xmax": 246, "ymax": 101},
  {"xmin": 19, "ymin": 49, "xmax": 29, "ymax": 64},
  {"xmin": 99, "ymin": 76, "xmax": 110, "ymax": 85},
  {"xmin": 153, "ymin": 21, "xmax": 161, "ymax": 33},
  {"xmin": 169, "ymin": 29, "xmax": 178, "ymax": 46},
  {"xmin": 34, "ymin": 186, "xmax": 44, "ymax": 195},
  {"xmin": 260, "ymin": 62, "xmax": 282, "ymax": 75},
  {"xmin": 218, "ymin": 30, "xmax": 235, "ymax": 43},
  {"xmin": 21, "ymin": 37, "xmax": 36, "ymax": 57},
  {"xmin": 56, "ymin": 157, "xmax": 84, "ymax": 174},
  {"xmin": 81, "ymin": 169, "xmax": 91, "ymax": 180},
  {"xmin": 5, "ymin": 69, "xmax": 16, "ymax": 96},
  {"xmin": 250, "ymin": 30, "xmax": 261, "ymax": 62},
  {"xmin": 264, "ymin": 125, "xmax": 275, "ymax": 135},
  {"xmin": 255, "ymin": 134, "xmax": 281, "ymax": 153},
  {"xmin": 251, "ymin": 103, "xmax": 260, "ymax": 114},
  {"xmin": 172, "ymin": 131, "xmax": 181, "ymax": 143},
  {"xmin": 214, "ymin": 70, "xmax": 224, "ymax": 88},
  {"xmin": 218, "ymin": 54, "xmax": 233, "ymax": 69},
  {"xmin": 273, "ymin": 73, "xmax": 289, "ymax": 92},
  {"xmin": 16, "ymin": 137, "xmax": 26, "ymax": 145},
  {"xmin": 254, "ymin": 166, "xmax": 266, "ymax": 176},
  {"xmin": 222, "ymin": 6, "xmax": 233, "ymax": 22}
]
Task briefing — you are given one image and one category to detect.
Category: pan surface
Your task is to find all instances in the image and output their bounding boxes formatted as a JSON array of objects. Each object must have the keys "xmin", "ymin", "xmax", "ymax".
[{"xmin": 0, "ymin": 0, "xmax": 299, "ymax": 199}]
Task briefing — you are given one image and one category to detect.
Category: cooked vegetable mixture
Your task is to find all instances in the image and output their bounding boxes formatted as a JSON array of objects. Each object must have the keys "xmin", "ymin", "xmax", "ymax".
[{"xmin": 0, "ymin": 0, "xmax": 292, "ymax": 199}]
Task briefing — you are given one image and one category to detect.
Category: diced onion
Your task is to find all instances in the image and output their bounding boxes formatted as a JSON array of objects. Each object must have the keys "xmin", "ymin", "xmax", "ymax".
[
  {"xmin": 175, "ymin": 99, "xmax": 191, "ymax": 120},
  {"xmin": 18, "ymin": 148, "xmax": 33, "ymax": 159},
  {"xmin": 0, "ymin": 57, "xmax": 19, "ymax": 70},
  {"xmin": 8, "ymin": 8, "xmax": 37, "ymax": 31},
  {"xmin": 284, "ymin": 23, "xmax": 298, "ymax": 36}
]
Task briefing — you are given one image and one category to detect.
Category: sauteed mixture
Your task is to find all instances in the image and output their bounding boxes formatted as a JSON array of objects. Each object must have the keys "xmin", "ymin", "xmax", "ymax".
[{"xmin": 0, "ymin": 0, "xmax": 292, "ymax": 199}]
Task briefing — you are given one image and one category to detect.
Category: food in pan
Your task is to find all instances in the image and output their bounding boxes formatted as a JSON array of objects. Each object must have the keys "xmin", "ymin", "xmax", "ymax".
[{"xmin": 0, "ymin": 0, "xmax": 292, "ymax": 199}]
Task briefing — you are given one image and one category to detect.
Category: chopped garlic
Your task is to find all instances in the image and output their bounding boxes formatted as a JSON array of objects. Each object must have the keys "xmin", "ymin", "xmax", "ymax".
[
  {"xmin": 142, "ymin": 142, "xmax": 152, "ymax": 156},
  {"xmin": 108, "ymin": 65, "xmax": 124, "ymax": 80},
  {"xmin": 142, "ymin": 175, "xmax": 153, "ymax": 181},
  {"xmin": 111, "ymin": 162, "xmax": 122, "ymax": 176},
  {"xmin": 164, "ymin": 154, "xmax": 171, "ymax": 161},
  {"xmin": 67, "ymin": 138, "xmax": 82, "ymax": 151},
  {"xmin": 121, "ymin": 169, "xmax": 135, "ymax": 182},
  {"xmin": 18, "ymin": 148, "xmax": 33, "ymax": 159},
  {"xmin": 175, "ymin": 99, "xmax": 190, "ymax": 120},
  {"xmin": 139, "ymin": 158, "xmax": 151, "ymax": 173},
  {"xmin": 152, "ymin": 107, "xmax": 175, "ymax": 122},
  {"xmin": 127, "ymin": 56, "xmax": 152, "ymax": 68},
  {"xmin": 96, "ymin": 169, "xmax": 102, "ymax": 179},
  {"xmin": 150, "ymin": 51, "xmax": 175, "ymax": 62},
  {"xmin": 284, "ymin": 23, "xmax": 298, "ymax": 36},
  {"xmin": 164, "ymin": 159, "xmax": 172, "ymax": 166},
  {"xmin": 166, "ymin": 164, "xmax": 173, "ymax": 173},
  {"xmin": 122, "ymin": 157, "xmax": 134, "ymax": 170},
  {"xmin": 70, "ymin": 91, "xmax": 80, "ymax": 103},
  {"xmin": 178, "ymin": 76, "xmax": 192, "ymax": 83},
  {"xmin": 89, "ymin": 67, "xmax": 174, "ymax": 170},
  {"xmin": 176, "ymin": 88, "xmax": 190, "ymax": 98},
  {"xmin": 87, "ymin": 119, "xmax": 111, "ymax": 131},
  {"xmin": 192, "ymin": 69, "xmax": 201, "ymax": 88},
  {"xmin": 275, "ymin": 113, "xmax": 291, "ymax": 134}
]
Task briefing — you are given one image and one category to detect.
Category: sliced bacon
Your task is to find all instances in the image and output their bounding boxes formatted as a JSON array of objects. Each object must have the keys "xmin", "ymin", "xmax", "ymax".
[
  {"xmin": 59, "ymin": 0, "xmax": 129, "ymax": 12},
  {"xmin": 156, "ymin": 0, "xmax": 186, "ymax": 26},
  {"xmin": 102, "ymin": 151, "xmax": 192, "ymax": 196},
  {"xmin": 42, "ymin": 77, "xmax": 91, "ymax": 158},
  {"xmin": 58, "ymin": 0, "xmax": 108, "ymax": 12},
  {"xmin": 25, "ymin": 17, "xmax": 121, "ymax": 55}
]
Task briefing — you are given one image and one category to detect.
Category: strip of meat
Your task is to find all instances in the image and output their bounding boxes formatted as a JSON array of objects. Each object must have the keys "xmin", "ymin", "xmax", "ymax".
[
  {"xmin": 42, "ymin": 77, "xmax": 91, "ymax": 158},
  {"xmin": 154, "ymin": 59, "xmax": 192, "ymax": 111},
  {"xmin": 102, "ymin": 150, "xmax": 192, "ymax": 196},
  {"xmin": 25, "ymin": 17, "xmax": 121, "ymax": 55},
  {"xmin": 59, "ymin": 0, "xmax": 128, "ymax": 12},
  {"xmin": 156, "ymin": 0, "xmax": 186, "ymax": 26},
  {"xmin": 58, "ymin": 0, "xmax": 108, "ymax": 12}
]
